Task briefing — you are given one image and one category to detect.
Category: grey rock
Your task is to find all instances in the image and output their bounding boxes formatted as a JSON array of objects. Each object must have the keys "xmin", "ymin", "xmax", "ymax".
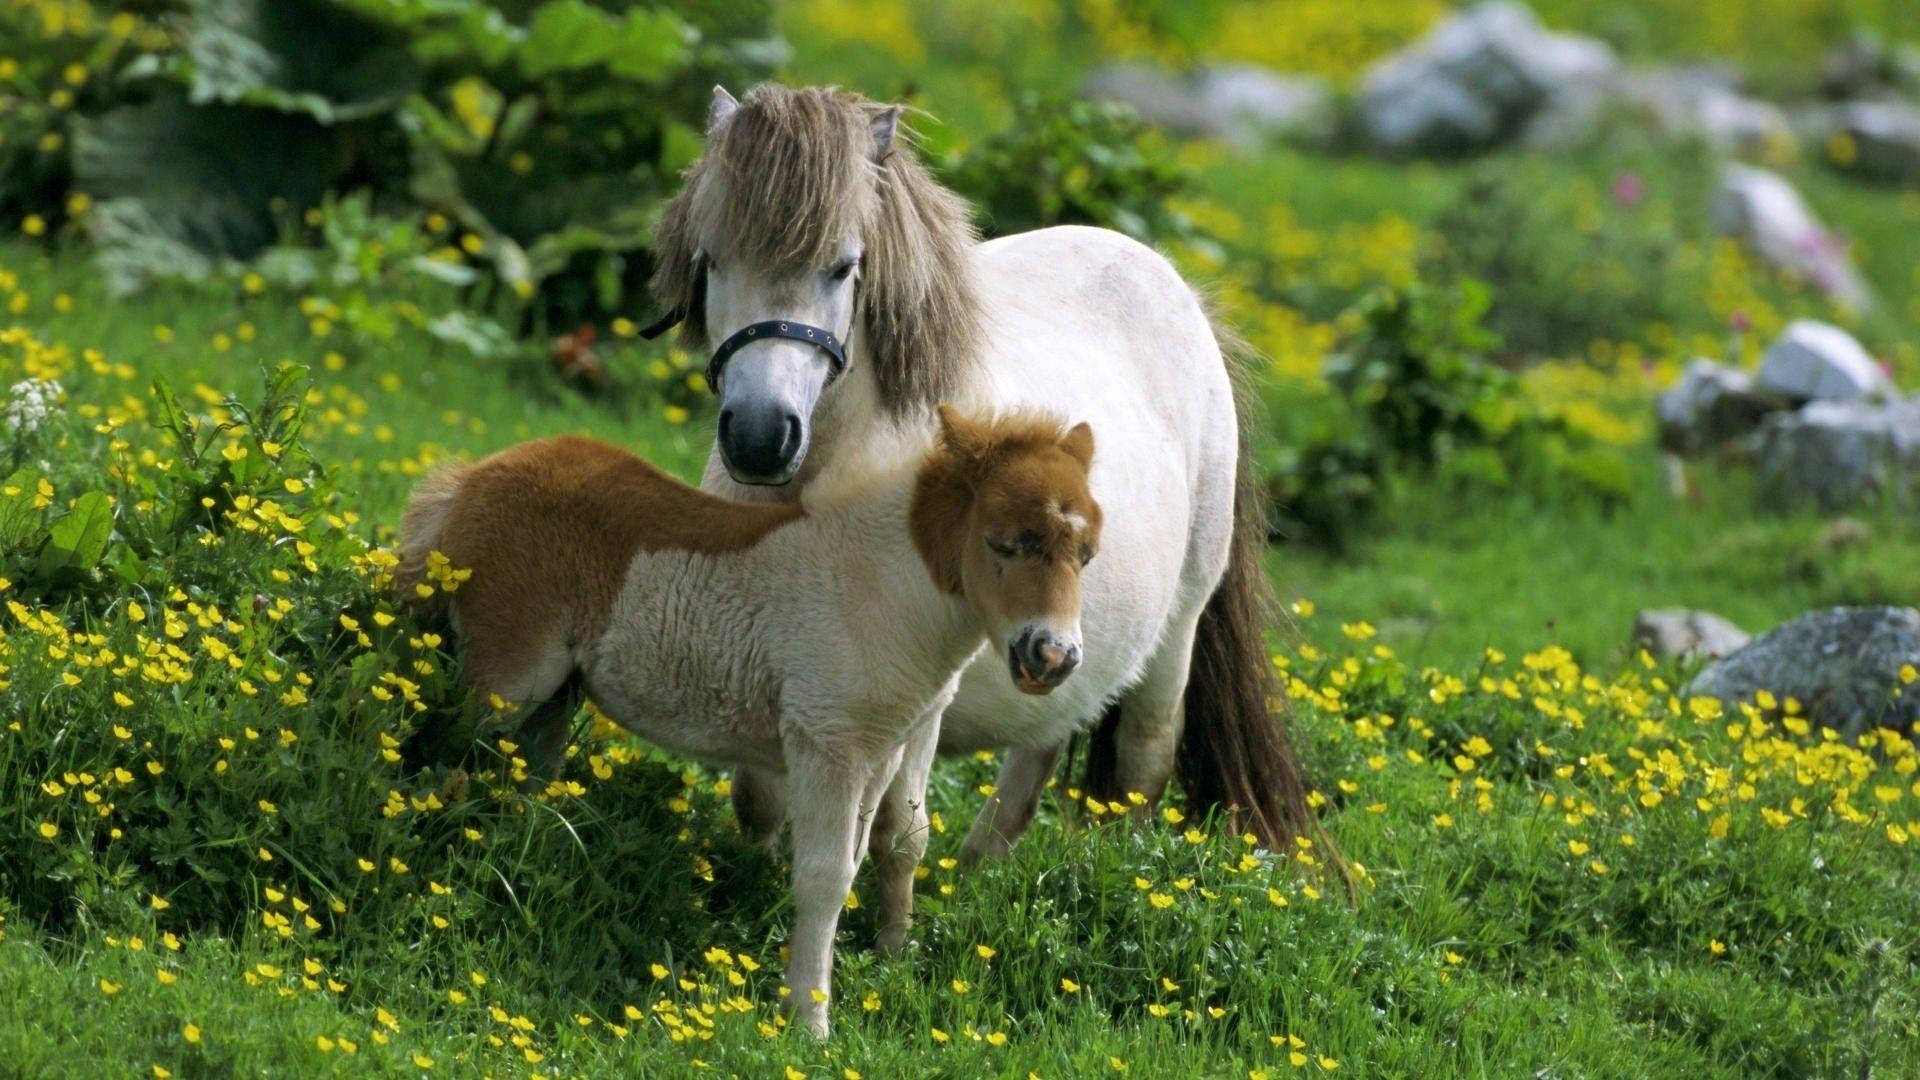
[
  {"xmin": 1754, "ymin": 397, "xmax": 1920, "ymax": 511},
  {"xmin": 1617, "ymin": 66, "xmax": 1791, "ymax": 152},
  {"xmin": 1634, "ymin": 609, "xmax": 1752, "ymax": 663},
  {"xmin": 1359, "ymin": 1, "xmax": 1616, "ymax": 154},
  {"xmin": 1081, "ymin": 63, "xmax": 1332, "ymax": 147},
  {"xmin": 1832, "ymin": 99, "xmax": 1920, "ymax": 184},
  {"xmin": 1711, "ymin": 165, "xmax": 1874, "ymax": 311},
  {"xmin": 1686, "ymin": 606, "xmax": 1920, "ymax": 738},
  {"xmin": 1757, "ymin": 320, "xmax": 1894, "ymax": 403},
  {"xmin": 1656, "ymin": 358, "xmax": 1783, "ymax": 455},
  {"xmin": 1820, "ymin": 31, "xmax": 1920, "ymax": 98}
]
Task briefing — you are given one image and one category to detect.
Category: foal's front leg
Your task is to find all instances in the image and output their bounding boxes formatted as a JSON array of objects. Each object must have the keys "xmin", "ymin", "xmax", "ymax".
[
  {"xmin": 782, "ymin": 730, "xmax": 880, "ymax": 1038},
  {"xmin": 870, "ymin": 712, "xmax": 941, "ymax": 953}
]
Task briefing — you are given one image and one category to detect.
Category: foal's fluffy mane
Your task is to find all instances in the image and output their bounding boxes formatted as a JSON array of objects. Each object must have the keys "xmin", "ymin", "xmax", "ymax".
[
  {"xmin": 650, "ymin": 83, "xmax": 984, "ymax": 415},
  {"xmin": 796, "ymin": 409, "xmax": 1074, "ymax": 516}
]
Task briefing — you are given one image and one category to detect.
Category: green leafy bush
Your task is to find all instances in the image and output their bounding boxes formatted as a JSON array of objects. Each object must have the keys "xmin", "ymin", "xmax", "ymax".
[
  {"xmin": 0, "ymin": 362, "xmax": 776, "ymax": 975},
  {"xmin": 1268, "ymin": 281, "xmax": 1633, "ymax": 550},
  {"xmin": 9, "ymin": 0, "xmax": 777, "ymax": 331},
  {"xmin": 0, "ymin": 3, "xmax": 175, "ymax": 235},
  {"xmin": 1422, "ymin": 155, "xmax": 1700, "ymax": 359},
  {"xmin": 942, "ymin": 93, "xmax": 1210, "ymax": 249}
]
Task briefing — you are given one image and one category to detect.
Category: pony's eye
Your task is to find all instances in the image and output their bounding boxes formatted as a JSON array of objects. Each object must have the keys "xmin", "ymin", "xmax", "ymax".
[
  {"xmin": 986, "ymin": 537, "xmax": 1018, "ymax": 558},
  {"xmin": 829, "ymin": 259, "xmax": 858, "ymax": 282}
]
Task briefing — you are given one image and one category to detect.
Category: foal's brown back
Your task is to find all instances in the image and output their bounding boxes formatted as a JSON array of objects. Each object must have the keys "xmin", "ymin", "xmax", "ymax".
[{"xmin": 398, "ymin": 435, "xmax": 802, "ymax": 692}]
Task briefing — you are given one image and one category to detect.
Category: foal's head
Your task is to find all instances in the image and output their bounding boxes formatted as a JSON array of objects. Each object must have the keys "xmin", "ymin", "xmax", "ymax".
[{"xmin": 911, "ymin": 407, "xmax": 1101, "ymax": 694}]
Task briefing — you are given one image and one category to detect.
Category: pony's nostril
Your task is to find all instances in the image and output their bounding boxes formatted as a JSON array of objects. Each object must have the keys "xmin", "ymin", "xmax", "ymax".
[
  {"xmin": 718, "ymin": 409, "xmax": 736, "ymax": 443},
  {"xmin": 779, "ymin": 413, "xmax": 802, "ymax": 460}
]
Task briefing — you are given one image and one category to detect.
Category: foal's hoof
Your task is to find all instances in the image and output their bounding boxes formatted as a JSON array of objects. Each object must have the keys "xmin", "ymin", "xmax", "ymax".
[{"xmin": 874, "ymin": 927, "xmax": 914, "ymax": 956}]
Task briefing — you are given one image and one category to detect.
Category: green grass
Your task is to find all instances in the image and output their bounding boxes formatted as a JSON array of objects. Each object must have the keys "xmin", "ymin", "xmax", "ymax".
[
  {"xmin": 1277, "ymin": 452, "xmax": 1920, "ymax": 672},
  {"xmin": 4, "ymin": 215, "xmax": 1918, "ymax": 1079},
  {"xmin": 9, "ymin": 2, "xmax": 1920, "ymax": 1070}
]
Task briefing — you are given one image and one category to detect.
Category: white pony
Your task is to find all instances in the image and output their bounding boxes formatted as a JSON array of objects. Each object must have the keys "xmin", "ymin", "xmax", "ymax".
[
  {"xmin": 648, "ymin": 84, "xmax": 1323, "ymax": 861},
  {"xmin": 395, "ymin": 409, "xmax": 1101, "ymax": 1035}
]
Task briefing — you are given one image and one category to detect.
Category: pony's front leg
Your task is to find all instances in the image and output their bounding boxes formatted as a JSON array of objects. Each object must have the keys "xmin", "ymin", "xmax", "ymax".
[
  {"xmin": 782, "ymin": 732, "xmax": 874, "ymax": 1038},
  {"xmin": 871, "ymin": 713, "xmax": 941, "ymax": 954},
  {"xmin": 959, "ymin": 742, "xmax": 1065, "ymax": 863}
]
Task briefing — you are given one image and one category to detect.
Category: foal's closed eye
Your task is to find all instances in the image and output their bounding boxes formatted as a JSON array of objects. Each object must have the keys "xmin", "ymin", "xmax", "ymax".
[{"xmin": 829, "ymin": 259, "xmax": 859, "ymax": 282}]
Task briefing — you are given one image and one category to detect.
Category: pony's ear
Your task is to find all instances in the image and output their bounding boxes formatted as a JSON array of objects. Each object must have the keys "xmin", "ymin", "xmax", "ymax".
[
  {"xmin": 1060, "ymin": 421, "xmax": 1095, "ymax": 470},
  {"xmin": 936, "ymin": 404, "xmax": 990, "ymax": 465},
  {"xmin": 709, "ymin": 85, "xmax": 739, "ymax": 131},
  {"xmin": 870, "ymin": 105, "xmax": 902, "ymax": 160}
]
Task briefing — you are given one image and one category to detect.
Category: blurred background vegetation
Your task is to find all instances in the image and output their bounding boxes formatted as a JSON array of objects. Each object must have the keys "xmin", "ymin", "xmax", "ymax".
[{"xmin": 7, "ymin": 0, "xmax": 1920, "ymax": 662}]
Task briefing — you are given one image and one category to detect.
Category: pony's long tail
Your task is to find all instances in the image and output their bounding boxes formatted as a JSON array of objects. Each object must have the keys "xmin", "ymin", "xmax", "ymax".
[
  {"xmin": 1174, "ymin": 452, "xmax": 1326, "ymax": 855},
  {"xmin": 394, "ymin": 462, "xmax": 473, "ymax": 624}
]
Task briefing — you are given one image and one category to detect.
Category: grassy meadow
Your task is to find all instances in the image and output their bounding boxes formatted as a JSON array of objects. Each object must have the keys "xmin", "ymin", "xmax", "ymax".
[{"xmin": 4, "ymin": 1, "xmax": 1920, "ymax": 1077}]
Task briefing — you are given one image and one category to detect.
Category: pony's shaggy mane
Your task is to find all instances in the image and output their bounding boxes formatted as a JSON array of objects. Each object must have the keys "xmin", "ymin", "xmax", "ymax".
[{"xmin": 651, "ymin": 84, "xmax": 983, "ymax": 415}]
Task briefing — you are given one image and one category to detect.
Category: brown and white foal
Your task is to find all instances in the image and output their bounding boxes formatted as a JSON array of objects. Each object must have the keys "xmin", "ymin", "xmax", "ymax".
[{"xmin": 396, "ymin": 406, "xmax": 1100, "ymax": 1036}]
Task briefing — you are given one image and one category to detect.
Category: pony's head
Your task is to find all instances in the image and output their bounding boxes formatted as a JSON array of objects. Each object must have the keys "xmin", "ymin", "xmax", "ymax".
[
  {"xmin": 652, "ymin": 84, "xmax": 982, "ymax": 486},
  {"xmin": 911, "ymin": 407, "xmax": 1101, "ymax": 694}
]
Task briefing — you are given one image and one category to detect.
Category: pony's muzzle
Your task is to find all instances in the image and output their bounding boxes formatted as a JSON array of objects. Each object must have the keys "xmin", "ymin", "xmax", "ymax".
[
  {"xmin": 1009, "ymin": 628, "xmax": 1080, "ymax": 695},
  {"xmin": 711, "ymin": 344, "xmax": 832, "ymax": 486},
  {"xmin": 717, "ymin": 404, "xmax": 803, "ymax": 485}
]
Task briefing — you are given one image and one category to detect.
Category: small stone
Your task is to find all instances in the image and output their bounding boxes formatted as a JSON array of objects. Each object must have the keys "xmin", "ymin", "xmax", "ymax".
[
  {"xmin": 1081, "ymin": 63, "xmax": 1332, "ymax": 147},
  {"xmin": 1712, "ymin": 166, "xmax": 1873, "ymax": 311},
  {"xmin": 1633, "ymin": 609, "xmax": 1751, "ymax": 663}
]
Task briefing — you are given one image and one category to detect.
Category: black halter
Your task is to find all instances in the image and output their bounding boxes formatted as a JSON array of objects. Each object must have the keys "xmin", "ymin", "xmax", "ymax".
[{"xmin": 638, "ymin": 306, "xmax": 849, "ymax": 395}]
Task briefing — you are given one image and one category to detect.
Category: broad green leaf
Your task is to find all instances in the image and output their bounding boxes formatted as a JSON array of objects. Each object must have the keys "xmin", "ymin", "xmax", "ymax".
[
  {"xmin": 518, "ymin": 0, "xmax": 620, "ymax": 79},
  {"xmin": 607, "ymin": 9, "xmax": 694, "ymax": 84},
  {"xmin": 39, "ymin": 490, "xmax": 115, "ymax": 575}
]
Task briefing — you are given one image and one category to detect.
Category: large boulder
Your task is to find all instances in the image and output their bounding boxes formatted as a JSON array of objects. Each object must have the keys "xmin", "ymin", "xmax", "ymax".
[
  {"xmin": 1081, "ymin": 63, "xmax": 1333, "ymax": 147},
  {"xmin": 1634, "ymin": 609, "xmax": 1751, "ymax": 663},
  {"xmin": 1685, "ymin": 607, "xmax": 1920, "ymax": 738},
  {"xmin": 1656, "ymin": 358, "xmax": 1782, "ymax": 455},
  {"xmin": 1756, "ymin": 320, "xmax": 1895, "ymax": 403},
  {"xmin": 1754, "ymin": 397, "xmax": 1920, "ymax": 511},
  {"xmin": 1358, "ymin": 1, "xmax": 1616, "ymax": 154},
  {"xmin": 1711, "ymin": 165, "xmax": 1874, "ymax": 311}
]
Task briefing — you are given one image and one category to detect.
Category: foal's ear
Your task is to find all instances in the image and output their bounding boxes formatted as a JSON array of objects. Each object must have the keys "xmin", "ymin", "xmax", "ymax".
[
  {"xmin": 936, "ymin": 404, "xmax": 990, "ymax": 464},
  {"xmin": 709, "ymin": 85, "xmax": 739, "ymax": 131},
  {"xmin": 870, "ymin": 105, "xmax": 903, "ymax": 160},
  {"xmin": 1060, "ymin": 421, "xmax": 1095, "ymax": 470}
]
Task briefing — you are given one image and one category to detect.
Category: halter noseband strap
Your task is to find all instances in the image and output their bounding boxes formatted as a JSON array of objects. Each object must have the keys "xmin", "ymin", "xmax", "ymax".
[
  {"xmin": 636, "ymin": 304, "xmax": 850, "ymax": 395},
  {"xmin": 703, "ymin": 320, "xmax": 849, "ymax": 394}
]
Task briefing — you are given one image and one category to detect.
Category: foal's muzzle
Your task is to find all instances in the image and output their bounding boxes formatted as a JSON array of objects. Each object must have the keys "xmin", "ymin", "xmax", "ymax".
[{"xmin": 1009, "ymin": 628, "xmax": 1081, "ymax": 695}]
